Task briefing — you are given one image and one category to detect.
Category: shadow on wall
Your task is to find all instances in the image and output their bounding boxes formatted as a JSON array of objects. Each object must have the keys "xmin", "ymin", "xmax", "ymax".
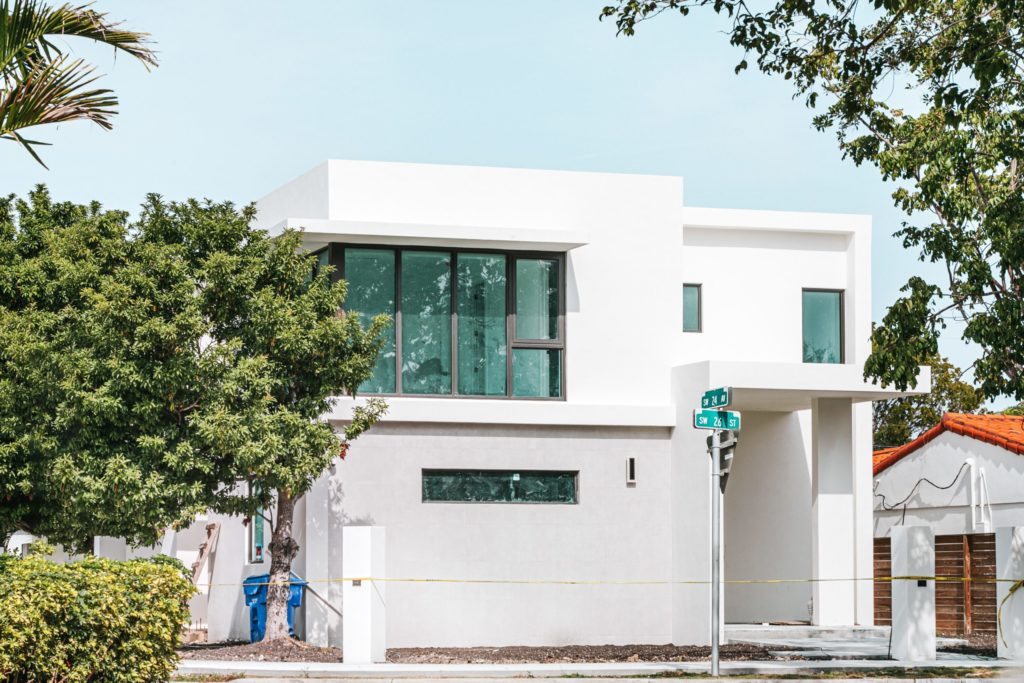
[{"xmin": 724, "ymin": 410, "xmax": 812, "ymax": 623}]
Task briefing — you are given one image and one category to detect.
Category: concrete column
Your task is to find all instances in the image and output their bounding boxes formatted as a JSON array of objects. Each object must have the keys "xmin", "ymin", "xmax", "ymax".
[
  {"xmin": 810, "ymin": 397, "xmax": 856, "ymax": 625},
  {"xmin": 890, "ymin": 526, "xmax": 936, "ymax": 661},
  {"xmin": 996, "ymin": 527, "xmax": 1024, "ymax": 660},
  {"xmin": 852, "ymin": 401, "xmax": 875, "ymax": 625},
  {"xmin": 303, "ymin": 475, "xmax": 331, "ymax": 646},
  {"xmin": 342, "ymin": 526, "xmax": 386, "ymax": 663}
]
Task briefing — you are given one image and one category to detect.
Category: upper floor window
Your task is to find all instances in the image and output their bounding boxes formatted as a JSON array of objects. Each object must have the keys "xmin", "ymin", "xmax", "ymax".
[
  {"xmin": 683, "ymin": 283, "xmax": 702, "ymax": 332},
  {"xmin": 802, "ymin": 289, "xmax": 843, "ymax": 364},
  {"xmin": 334, "ymin": 245, "xmax": 565, "ymax": 398}
]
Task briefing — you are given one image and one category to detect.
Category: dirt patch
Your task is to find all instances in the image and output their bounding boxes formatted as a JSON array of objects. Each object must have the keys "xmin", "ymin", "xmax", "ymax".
[
  {"xmin": 179, "ymin": 638, "xmax": 343, "ymax": 663},
  {"xmin": 938, "ymin": 633, "xmax": 997, "ymax": 658},
  {"xmin": 180, "ymin": 639, "xmax": 792, "ymax": 664},
  {"xmin": 389, "ymin": 642, "xmax": 789, "ymax": 663}
]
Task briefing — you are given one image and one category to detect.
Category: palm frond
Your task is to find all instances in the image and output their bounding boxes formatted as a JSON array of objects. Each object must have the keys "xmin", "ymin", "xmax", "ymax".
[
  {"xmin": 0, "ymin": 0, "xmax": 156, "ymax": 77},
  {"xmin": 0, "ymin": 53, "xmax": 117, "ymax": 167}
]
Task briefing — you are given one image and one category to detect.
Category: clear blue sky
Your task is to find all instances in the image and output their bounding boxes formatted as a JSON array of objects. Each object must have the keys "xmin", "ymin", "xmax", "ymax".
[{"xmin": 1, "ymin": 1, "xmax": 984, "ymax": 399}]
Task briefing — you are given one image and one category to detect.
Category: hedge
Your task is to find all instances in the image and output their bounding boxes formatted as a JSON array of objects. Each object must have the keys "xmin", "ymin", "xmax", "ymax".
[{"xmin": 0, "ymin": 552, "xmax": 194, "ymax": 683}]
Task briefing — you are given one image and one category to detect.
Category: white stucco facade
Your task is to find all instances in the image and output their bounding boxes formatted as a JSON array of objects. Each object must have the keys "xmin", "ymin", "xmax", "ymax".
[{"xmin": 103, "ymin": 160, "xmax": 927, "ymax": 647}]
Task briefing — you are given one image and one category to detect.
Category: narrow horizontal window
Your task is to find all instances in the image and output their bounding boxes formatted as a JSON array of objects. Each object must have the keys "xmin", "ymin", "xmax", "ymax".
[
  {"xmin": 683, "ymin": 283, "xmax": 701, "ymax": 332},
  {"xmin": 422, "ymin": 469, "xmax": 578, "ymax": 504}
]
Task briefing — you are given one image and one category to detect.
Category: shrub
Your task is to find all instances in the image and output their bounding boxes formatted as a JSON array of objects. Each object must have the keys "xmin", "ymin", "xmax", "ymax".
[{"xmin": 0, "ymin": 553, "xmax": 194, "ymax": 683}]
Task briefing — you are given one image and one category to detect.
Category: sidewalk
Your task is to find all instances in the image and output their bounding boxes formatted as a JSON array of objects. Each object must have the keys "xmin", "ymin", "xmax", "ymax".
[{"xmin": 175, "ymin": 658, "xmax": 1024, "ymax": 679}]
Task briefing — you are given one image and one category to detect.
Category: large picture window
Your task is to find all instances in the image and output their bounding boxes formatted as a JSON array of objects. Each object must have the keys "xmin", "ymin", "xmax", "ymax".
[
  {"xmin": 802, "ymin": 289, "xmax": 844, "ymax": 364},
  {"xmin": 334, "ymin": 245, "xmax": 565, "ymax": 398}
]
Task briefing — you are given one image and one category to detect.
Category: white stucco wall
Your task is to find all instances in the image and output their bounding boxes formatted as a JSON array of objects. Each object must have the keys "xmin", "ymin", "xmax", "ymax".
[
  {"xmin": 724, "ymin": 410, "xmax": 813, "ymax": 623},
  {"xmin": 874, "ymin": 431, "xmax": 1024, "ymax": 538},
  {"xmin": 311, "ymin": 422, "xmax": 674, "ymax": 648}
]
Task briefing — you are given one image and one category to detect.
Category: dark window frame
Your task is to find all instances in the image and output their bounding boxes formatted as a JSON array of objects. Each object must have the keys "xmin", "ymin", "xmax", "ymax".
[
  {"xmin": 683, "ymin": 282, "xmax": 702, "ymax": 333},
  {"xmin": 421, "ymin": 468, "xmax": 580, "ymax": 505},
  {"xmin": 329, "ymin": 243, "xmax": 567, "ymax": 400},
  {"xmin": 801, "ymin": 288, "xmax": 845, "ymax": 364}
]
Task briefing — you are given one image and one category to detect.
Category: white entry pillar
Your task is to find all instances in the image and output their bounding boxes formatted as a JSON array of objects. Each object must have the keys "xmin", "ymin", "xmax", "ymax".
[
  {"xmin": 811, "ymin": 398, "xmax": 856, "ymax": 625},
  {"xmin": 342, "ymin": 526, "xmax": 386, "ymax": 664},
  {"xmin": 996, "ymin": 527, "xmax": 1024, "ymax": 660},
  {"xmin": 890, "ymin": 526, "xmax": 936, "ymax": 661}
]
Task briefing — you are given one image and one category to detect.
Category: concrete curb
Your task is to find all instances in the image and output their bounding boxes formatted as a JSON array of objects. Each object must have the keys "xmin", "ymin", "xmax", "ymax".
[{"xmin": 174, "ymin": 659, "xmax": 1024, "ymax": 679}]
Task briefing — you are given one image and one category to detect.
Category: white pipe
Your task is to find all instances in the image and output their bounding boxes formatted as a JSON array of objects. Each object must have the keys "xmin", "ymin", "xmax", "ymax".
[
  {"xmin": 979, "ymin": 468, "xmax": 993, "ymax": 532},
  {"xmin": 967, "ymin": 458, "xmax": 977, "ymax": 530}
]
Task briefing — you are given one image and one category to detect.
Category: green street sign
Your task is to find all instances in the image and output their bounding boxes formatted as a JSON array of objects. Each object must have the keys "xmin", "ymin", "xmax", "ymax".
[
  {"xmin": 693, "ymin": 409, "xmax": 741, "ymax": 431},
  {"xmin": 701, "ymin": 387, "xmax": 731, "ymax": 409}
]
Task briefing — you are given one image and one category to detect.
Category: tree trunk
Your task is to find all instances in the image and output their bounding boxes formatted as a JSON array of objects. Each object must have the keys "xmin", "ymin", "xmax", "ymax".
[{"xmin": 263, "ymin": 489, "xmax": 299, "ymax": 641}]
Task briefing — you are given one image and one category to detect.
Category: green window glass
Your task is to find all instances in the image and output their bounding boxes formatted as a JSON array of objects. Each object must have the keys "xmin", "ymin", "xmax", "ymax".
[
  {"xmin": 457, "ymin": 253, "xmax": 507, "ymax": 395},
  {"xmin": 344, "ymin": 248, "xmax": 396, "ymax": 393},
  {"xmin": 683, "ymin": 283, "xmax": 701, "ymax": 332},
  {"xmin": 802, "ymin": 290, "xmax": 843, "ymax": 364},
  {"xmin": 401, "ymin": 251, "xmax": 452, "ymax": 394},
  {"xmin": 515, "ymin": 258, "xmax": 559, "ymax": 340},
  {"xmin": 512, "ymin": 348, "xmax": 561, "ymax": 397},
  {"xmin": 422, "ymin": 469, "xmax": 577, "ymax": 504}
]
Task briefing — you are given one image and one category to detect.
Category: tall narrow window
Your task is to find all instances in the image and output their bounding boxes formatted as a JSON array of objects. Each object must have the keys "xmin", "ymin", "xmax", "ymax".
[
  {"xmin": 344, "ymin": 248, "xmax": 396, "ymax": 393},
  {"xmin": 248, "ymin": 512, "xmax": 265, "ymax": 564},
  {"xmin": 515, "ymin": 258, "xmax": 559, "ymax": 340},
  {"xmin": 802, "ymin": 289, "xmax": 843, "ymax": 363},
  {"xmin": 402, "ymin": 251, "xmax": 452, "ymax": 394},
  {"xmin": 683, "ymin": 283, "xmax": 702, "ymax": 332},
  {"xmin": 457, "ymin": 253, "xmax": 507, "ymax": 395},
  {"xmin": 511, "ymin": 257, "xmax": 563, "ymax": 397}
]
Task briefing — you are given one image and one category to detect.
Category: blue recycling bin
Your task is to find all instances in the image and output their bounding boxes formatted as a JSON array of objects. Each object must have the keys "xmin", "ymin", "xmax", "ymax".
[{"xmin": 242, "ymin": 573, "xmax": 308, "ymax": 642}]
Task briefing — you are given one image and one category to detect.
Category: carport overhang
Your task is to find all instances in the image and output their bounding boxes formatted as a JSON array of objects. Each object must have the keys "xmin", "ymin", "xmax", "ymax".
[{"xmin": 674, "ymin": 360, "xmax": 930, "ymax": 412}]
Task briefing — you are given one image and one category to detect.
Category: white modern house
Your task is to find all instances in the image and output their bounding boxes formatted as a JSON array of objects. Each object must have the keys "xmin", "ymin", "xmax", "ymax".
[{"xmin": 109, "ymin": 160, "xmax": 928, "ymax": 647}]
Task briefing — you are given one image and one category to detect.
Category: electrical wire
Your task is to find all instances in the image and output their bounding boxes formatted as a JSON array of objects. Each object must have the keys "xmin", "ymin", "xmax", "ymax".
[{"xmin": 874, "ymin": 461, "xmax": 971, "ymax": 526}]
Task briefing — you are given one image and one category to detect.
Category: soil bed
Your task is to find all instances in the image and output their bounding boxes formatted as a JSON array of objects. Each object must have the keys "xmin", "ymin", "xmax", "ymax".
[
  {"xmin": 179, "ymin": 640, "xmax": 792, "ymax": 664},
  {"xmin": 179, "ymin": 639, "xmax": 342, "ymax": 663},
  {"xmin": 937, "ymin": 633, "xmax": 997, "ymax": 658}
]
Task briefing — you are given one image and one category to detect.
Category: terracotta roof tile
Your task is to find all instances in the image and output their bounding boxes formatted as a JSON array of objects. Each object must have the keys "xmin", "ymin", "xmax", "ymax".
[{"xmin": 873, "ymin": 413, "xmax": 1024, "ymax": 475}]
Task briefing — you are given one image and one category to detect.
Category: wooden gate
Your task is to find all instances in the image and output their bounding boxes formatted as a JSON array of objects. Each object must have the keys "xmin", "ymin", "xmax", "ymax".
[{"xmin": 874, "ymin": 533, "xmax": 996, "ymax": 637}]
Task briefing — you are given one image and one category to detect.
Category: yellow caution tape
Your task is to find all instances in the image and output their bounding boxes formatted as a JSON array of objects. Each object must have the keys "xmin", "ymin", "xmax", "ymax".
[
  {"xmin": 999, "ymin": 578, "xmax": 1023, "ymax": 648},
  {"xmin": 210, "ymin": 574, "xmax": 1022, "ymax": 588}
]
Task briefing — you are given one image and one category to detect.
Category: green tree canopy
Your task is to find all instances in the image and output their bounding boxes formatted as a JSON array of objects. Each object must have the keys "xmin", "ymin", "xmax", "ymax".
[
  {"xmin": 873, "ymin": 355, "xmax": 983, "ymax": 448},
  {"xmin": 602, "ymin": 0, "xmax": 1024, "ymax": 401},
  {"xmin": 0, "ymin": 187, "xmax": 386, "ymax": 639},
  {"xmin": 0, "ymin": 1, "xmax": 156, "ymax": 166}
]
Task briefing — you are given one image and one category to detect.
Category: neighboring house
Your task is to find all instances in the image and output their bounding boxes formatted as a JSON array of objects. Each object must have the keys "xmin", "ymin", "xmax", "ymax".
[
  {"xmin": 872, "ymin": 413, "xmax": 1024, "ymax": 638},
  {"xmin": 100, "ymin": 160, "xmax": 926, "ymax": 647}
]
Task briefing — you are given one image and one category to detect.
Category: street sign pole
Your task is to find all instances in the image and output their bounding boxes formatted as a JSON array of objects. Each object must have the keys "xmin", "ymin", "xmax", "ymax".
[
  {"xmin": 709, "ymin": 429, "xmax": 721, "ymax": 677},
  {"xmin": 694, "ymin": 387, "xmax": 736, "ymax": 677}
]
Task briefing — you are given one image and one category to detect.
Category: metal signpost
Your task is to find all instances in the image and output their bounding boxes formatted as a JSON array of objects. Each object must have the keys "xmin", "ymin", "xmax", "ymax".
[{"xmin": 692, "ymin": 387, "xmax": 740, "ymax": 677}]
